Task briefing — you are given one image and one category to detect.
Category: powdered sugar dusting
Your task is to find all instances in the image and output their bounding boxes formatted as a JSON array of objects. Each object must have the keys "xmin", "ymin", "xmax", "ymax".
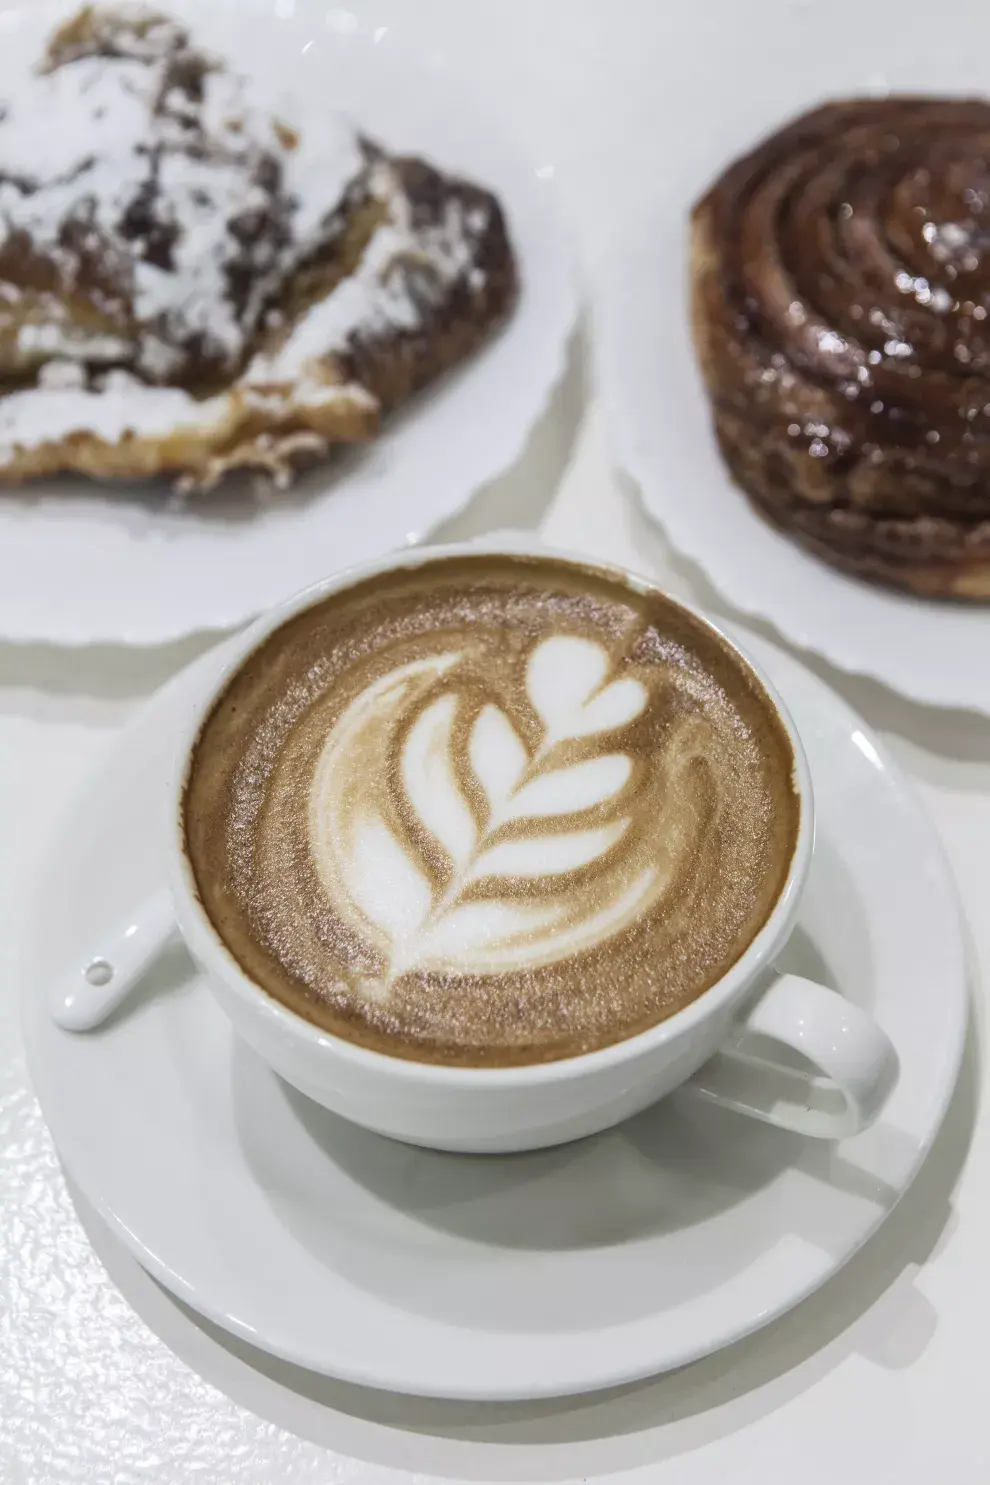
[
  {"xmin": 0, "ymin": 375, "xmax": 222, "ymax": 454},
  {"xmin": 0, "ymin": 3, "xmax": 364, "ymax": 382},
  {"xmin": 0, "ymin": 5, "xmax": 502, "ymax": 484},
  {"xmin": 0, "ymin": 365, "xmax": 374, "ymax": 469},
  {"xmin": 248, "ymin": 161, "xmax": 491, "ymax": 385}
]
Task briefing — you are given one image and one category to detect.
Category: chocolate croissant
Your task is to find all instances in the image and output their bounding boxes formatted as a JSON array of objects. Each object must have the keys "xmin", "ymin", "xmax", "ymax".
[
  {"xmin": 0, "ymin": 6, "xmax": 517, "ymax": 492},
  {"xmin": 692, "ymin": 98, "xmax": 990, "ymax": 600}
]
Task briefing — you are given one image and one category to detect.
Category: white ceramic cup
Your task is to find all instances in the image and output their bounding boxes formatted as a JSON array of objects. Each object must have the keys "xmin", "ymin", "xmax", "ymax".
[{"xmin": 53, "ymin": 542, "xmax": 899, "ymax": 1152}]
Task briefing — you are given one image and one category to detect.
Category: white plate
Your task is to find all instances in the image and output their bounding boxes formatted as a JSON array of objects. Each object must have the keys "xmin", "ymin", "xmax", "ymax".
[
  {"xmin": 593, "ymin": 5, "xmax": 990, "ymax": 715},
  {"xmin": 0, "ymin": 1, "xmax": 575, "ymax": 645},
  {"xmin": 20, "ymin": 619, "xmax": 966, "ymax": 1400}
]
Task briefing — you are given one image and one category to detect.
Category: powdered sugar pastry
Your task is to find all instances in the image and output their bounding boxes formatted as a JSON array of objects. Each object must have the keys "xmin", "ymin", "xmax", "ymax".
[
  {"xmin": 0, "ymin": 5, "xmax": 512, "ymax": 488},
  {"xmin": 0, "ymin": 6, "xmax": 364, "ymax": 382}
]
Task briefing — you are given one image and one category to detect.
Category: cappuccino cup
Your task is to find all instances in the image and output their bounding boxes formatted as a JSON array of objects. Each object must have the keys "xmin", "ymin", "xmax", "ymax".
[{"xmin": 56, "ymin": 542, "xmax": 899, "ymax": 1152}]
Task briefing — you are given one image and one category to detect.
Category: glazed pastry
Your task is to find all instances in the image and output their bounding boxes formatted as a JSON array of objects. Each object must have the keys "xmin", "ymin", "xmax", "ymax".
[
  {"xmin": 692, "ymin": 98, "xmax": 990, "ymax": 600},
  {"xmin": 0, "ymin": 5, "xmax": 516, "ymax": 491}
]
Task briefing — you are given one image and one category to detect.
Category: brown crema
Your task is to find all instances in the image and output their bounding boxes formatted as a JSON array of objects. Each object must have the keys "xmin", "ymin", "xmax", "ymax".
[{"xmin": 183, "ymin": 555, "xmax": 800, "ymax": 1066}]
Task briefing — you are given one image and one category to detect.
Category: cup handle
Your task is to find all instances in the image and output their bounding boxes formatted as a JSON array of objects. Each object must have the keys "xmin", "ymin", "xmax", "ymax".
[
  {"xmin": 682, "ymin": 972, "xmax": 900, "ymax": 1139},
  {"xmin": 50, "ymin": 888, "xmax": 176, "ymax": 1032}
]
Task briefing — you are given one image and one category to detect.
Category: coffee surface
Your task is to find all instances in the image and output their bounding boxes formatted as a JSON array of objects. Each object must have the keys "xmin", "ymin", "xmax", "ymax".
[{"xmin": 184, "ymin": 555, "xmax": 800, "ymax": 1065}]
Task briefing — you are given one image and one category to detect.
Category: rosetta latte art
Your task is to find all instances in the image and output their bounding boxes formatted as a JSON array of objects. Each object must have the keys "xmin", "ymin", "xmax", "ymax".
[
  {"xmin": 307, "ymin": 635, "xmax": 669, "ymax": 989},
  {"xmin": 183, "ymin": 555, "xmax": 799, "ymax": 1065}
]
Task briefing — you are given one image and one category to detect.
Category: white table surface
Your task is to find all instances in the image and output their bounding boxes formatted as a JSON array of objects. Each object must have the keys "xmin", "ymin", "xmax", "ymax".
[{"xmin": 2, "ymin": 2, "xmax": 988, "ymax": 1481}]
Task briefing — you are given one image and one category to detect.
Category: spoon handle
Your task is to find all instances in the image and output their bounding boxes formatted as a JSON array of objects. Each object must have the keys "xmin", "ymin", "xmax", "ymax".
[{"xmin": 50, "ymin": 888, "xmax": 176, "ymax": 1032}]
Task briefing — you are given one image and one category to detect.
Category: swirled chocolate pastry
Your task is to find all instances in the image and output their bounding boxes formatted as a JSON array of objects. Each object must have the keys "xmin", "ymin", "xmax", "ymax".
[
  {"xmin": 693, "ymin": 98, "xmax": 990, "ymax": 599},
  {"xmin": 0, "ymin": 5, "xmax": 516, "ymax": 490},
  {"xmin": 183, "ymin": 554, "xmax": 800, "ymax": 1067}
]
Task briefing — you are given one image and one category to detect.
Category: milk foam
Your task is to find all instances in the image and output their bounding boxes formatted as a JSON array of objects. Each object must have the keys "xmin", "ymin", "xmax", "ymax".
[{"xmin": 308, "ymin": 636, "xmax": 656, "ymax": 982}]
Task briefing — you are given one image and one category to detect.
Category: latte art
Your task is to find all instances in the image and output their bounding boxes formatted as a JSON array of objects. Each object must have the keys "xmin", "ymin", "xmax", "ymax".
[
  {"xmin": 184, "ymin": 555, "xmax": 800, "ymax": 1065},
  {"xmin": 309, "ymin": 635, "xmax": 664, "ymax": 988}
]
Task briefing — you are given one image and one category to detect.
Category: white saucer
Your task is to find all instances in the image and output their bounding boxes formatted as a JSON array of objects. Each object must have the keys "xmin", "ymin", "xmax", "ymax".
[
  {"xmin": 0, "ymin": 1, "xmax": 575, "ymax": 645},
  {"xmin": 596, "ymin": 208, "xmax": 990, "ymax": 715},
  {"xmin": 21, "ymin": 628, "xmax": 966, "ymax": 1401}
]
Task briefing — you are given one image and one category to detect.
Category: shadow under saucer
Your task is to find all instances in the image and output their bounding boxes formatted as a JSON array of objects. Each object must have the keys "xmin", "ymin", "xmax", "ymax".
[{"xmin": 65, "ymin": 1011, "xmax": 977, "ymax": 1482}]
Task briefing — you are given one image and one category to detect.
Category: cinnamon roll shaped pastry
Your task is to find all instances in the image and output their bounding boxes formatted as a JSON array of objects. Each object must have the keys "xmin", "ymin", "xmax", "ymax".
[{"xmin": 692, "ymin": 98, "xmax": 990, "ymax": 599}]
